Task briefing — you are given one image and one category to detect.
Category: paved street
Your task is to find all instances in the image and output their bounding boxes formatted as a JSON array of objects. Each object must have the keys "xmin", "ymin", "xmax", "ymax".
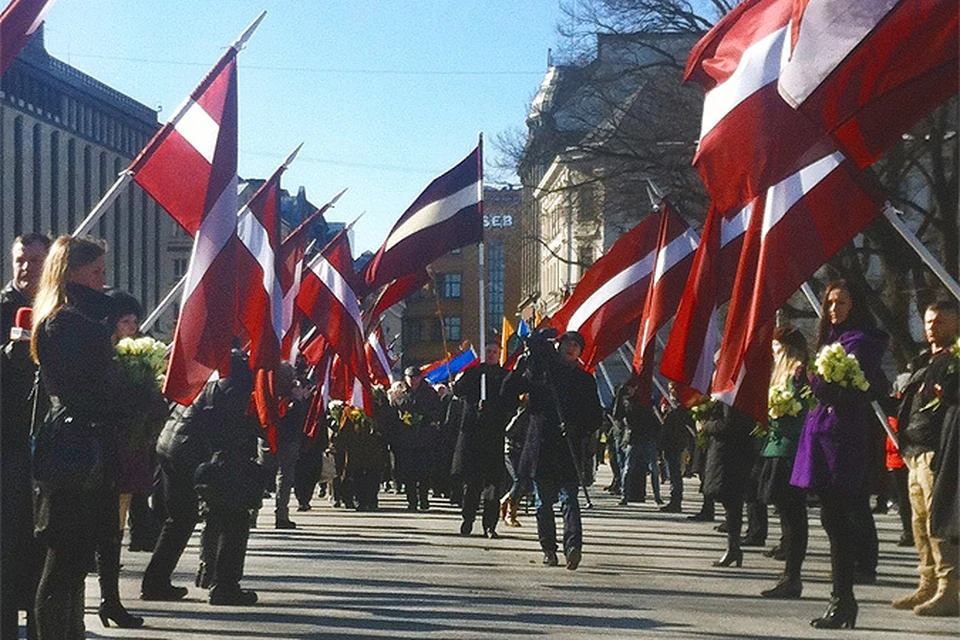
[{"xmin": 45, "ymin": 470, "xmax": 958, "ymax": 639}]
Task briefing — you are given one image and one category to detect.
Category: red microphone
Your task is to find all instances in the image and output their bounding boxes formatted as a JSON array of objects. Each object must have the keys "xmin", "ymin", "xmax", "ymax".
[{"xmin": 10, "ymin": 306, "xmax": 32, "ymax": 342}]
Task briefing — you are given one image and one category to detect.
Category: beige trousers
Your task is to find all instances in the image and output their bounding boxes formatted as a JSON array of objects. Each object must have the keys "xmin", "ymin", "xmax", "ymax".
[{"xmin": 905, "ymin": 451, "xmax": 958, "ymax": 584}]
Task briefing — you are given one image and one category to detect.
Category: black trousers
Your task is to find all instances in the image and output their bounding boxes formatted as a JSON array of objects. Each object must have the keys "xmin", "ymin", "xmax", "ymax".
[
  {"xmin": 721, "ymin": 495, "xmax": 744, "ymax": 550},
  {"xmin": 776, "ymin": 485, "xmax": 809, "ymax": 581},
  {"xmin": 35, "ymin": 541, "xmax": 87, "ymax": 640},
  {"xmin": 891, "ymin": 467, "xmax": 912, "ymax": 537},
  {"xmin": 142, "ymin": 458, "xmax": 199, "ymax": 591},
  {"xmin": 819, "ymin": 491, "xmax": 856, "ymax": 600},
  {"xmin": 850, "ymin": 493, "xmax": 878, "ymax": 575},
  {"xmin": 199, "ymin": 508, "xmax": 251, "ymax": 590},
  {"xmin": 462, "ymin": 475, "xmax": 499, "ymax": 533}
]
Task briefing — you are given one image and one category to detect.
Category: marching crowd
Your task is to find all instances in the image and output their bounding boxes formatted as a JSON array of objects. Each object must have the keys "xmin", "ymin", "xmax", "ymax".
[{"xmin": 1, "ymin": 233, "xmax": 958, "ymax": 638}]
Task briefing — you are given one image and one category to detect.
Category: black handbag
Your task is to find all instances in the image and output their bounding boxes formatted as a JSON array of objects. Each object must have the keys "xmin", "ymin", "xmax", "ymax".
[{"xmin": 31, "ymin": 392, "xmax": 105, "ymax": 493}]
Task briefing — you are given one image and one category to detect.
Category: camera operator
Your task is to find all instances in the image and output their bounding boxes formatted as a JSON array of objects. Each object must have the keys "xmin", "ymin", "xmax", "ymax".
[{"xmin": 502, "ymin": 329, "xmax": 602, "ymax": 570}]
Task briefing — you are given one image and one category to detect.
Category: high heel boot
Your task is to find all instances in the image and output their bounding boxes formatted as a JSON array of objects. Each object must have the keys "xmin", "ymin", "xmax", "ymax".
[
  {"xmin": 97, "ymin": 533, "xmax": 144, "ymax": 628},
  {"xmin": 712, "ymin": 547, "xmax": 743, "ymax": 567},
  {"xmin": 810, "ymin": 595, "xmax": 858, "ymax": 629}
]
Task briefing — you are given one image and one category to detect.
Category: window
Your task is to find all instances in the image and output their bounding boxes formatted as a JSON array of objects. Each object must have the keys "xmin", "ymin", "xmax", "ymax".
[
  {"xmin": 444, "ymin": 316, "xmax": 461, "ymax": 342},
  {"xmin": 487, "ymin": 241, "xmax": 505, "ymax": 322},
  {"xmin": 438, "ymin": 272, "xmax": 461, "ymax": 299},
  {"xmin": 173, "ymin": 258, "xmax": 189, "ymax": 280},
  {"xmin": 403, "ymin": 319, "xmax": 423, "ymax": 346}
]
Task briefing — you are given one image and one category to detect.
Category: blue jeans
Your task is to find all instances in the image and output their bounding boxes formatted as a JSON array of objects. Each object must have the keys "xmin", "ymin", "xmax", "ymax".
[
  {"xmin": 621, "ymin": 440, "xmax": 662, "ymax": 502},
  {"xmin": 534, "ymin": 479, "xmax": 582, "ymax": 555}
]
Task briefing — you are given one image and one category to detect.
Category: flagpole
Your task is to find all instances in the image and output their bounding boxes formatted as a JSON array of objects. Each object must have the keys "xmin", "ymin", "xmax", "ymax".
[
  {"xmin": 141, "ymin": 274, "xmax": 187, "ymax": 333},
  {"xmin": 883, "ymin": 203, "xmax": 960, "ymax": 302},
  {"xmin": 477, "ymin": 133, "xmax": 487, "ymax": 401},
  {"xmin": 70, "ymin": 11, "xmax": 267, "ymax": 238}
]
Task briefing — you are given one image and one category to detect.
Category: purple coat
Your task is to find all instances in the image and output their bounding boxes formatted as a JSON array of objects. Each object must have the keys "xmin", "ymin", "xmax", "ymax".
[{"xmin": 790, "ymin": 324, "xmax": 888, "ymax": 495}]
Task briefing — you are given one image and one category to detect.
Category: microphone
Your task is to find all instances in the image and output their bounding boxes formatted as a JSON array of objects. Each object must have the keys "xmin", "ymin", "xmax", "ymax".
[{"xmin": 10, "ymin": 306, "xmax": 32, "ymax": 342}]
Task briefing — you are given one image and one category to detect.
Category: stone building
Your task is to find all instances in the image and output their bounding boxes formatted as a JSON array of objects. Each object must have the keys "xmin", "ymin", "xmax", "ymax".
[
  {"xmin": 399, "ymin": 186, "xmax": 521, "ymax": 368},
  {"xmin": 0, "ymin": 28, "xmax": 181, "ymax": 328}
]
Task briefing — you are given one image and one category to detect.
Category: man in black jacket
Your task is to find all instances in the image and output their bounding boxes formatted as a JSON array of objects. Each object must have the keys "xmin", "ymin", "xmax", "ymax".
[
  {"xmin": 892, "ymin": 302, "xmax": 958, "ymax": 617},
  {"xmin": 503, "ymin": 330, "xmax": 601, "ymax": 570},
  {"xmin": 390, "ymin": 366, "xmax": 442, "ymax": 511},
  {"xmin": 1, "ymin": 233, "xmax": 49, "ymax": 640}
]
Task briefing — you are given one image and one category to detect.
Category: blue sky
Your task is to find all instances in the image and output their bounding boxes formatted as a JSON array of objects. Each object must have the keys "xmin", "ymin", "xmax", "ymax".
[{"xmin": 41, "ymin": 1, "xmax": 566, "ymax": 253}]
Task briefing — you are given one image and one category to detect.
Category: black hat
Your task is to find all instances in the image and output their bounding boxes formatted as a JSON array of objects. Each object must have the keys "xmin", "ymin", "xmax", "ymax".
[
  {"xmin": 105, "ymin": 289, "xmax": 143, "ymax": 324},
  {"xmin": 404, "ymin": 365, "xmax": 422, "ymax": 378},
  {"xmin": 559, "ymin": 331, "xmax": 585, "ymax": 351}
]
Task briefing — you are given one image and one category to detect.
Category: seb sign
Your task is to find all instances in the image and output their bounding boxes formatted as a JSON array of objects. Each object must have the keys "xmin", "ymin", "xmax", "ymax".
[{"xmin": 483, "ymin": 214, "xmax": 513, "ymax": 228}]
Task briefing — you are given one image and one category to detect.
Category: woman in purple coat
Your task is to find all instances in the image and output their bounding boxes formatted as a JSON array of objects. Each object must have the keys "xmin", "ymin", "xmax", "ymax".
[{"xmin": 791, "ymin": 281, "xmax": 888, "ymax": 630}]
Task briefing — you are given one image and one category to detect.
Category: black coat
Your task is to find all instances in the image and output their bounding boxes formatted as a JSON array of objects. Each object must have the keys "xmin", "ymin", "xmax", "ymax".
[
  {"xmin": 450, "ymin": 363, "xmax": 508, "ymax": 479},
  {"xmin": 32, "ymin": 284, "xmax": 137, "ymax": 548},
  {"xmin": 503, "ymin": 354, "xmax": 602, "ymax": 484},
  {"xmin": 0, "ymin": 280, "xmax": 29, "ymax": 340},
  {"xmin": 702, "ymin": 404, "xmax": 757, "ymax": 501}
]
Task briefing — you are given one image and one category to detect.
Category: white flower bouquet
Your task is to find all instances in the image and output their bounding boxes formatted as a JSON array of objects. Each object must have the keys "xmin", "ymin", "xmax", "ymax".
[
  {"xmin": 115, "ymin": 336, "xmax": 168, "ymax": 390},
  {"xmin": 768, "ymin": 384, "xmax": 804, "ymax": 420},
  {"xmin": 814, "ymin": 342, "xmax": 870, "ymax": 391}
]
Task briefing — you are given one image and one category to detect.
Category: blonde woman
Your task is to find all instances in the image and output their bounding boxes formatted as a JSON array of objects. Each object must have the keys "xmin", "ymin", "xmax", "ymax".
[
  {"xmin": 31, "ymin": 236, "xmax": 143, "ymax": 637},
  {"xmin": 758, "ymin": 327, "xmax": 809, "ymax": 599}
]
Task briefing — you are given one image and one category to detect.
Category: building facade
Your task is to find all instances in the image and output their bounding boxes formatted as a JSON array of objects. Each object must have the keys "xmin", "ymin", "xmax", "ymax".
[
  {"xmin": 0, "ymin": 29, "xmax": 186, "ymax": 332},
  {"xmin": 399, "ymin": 186, "xmax": 521, "ymax": 368}
]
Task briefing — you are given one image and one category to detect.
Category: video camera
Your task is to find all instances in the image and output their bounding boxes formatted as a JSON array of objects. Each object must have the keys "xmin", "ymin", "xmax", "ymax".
[{"xmin": 519, "ymin": 327, "xmax": 558, "ymax": 375}]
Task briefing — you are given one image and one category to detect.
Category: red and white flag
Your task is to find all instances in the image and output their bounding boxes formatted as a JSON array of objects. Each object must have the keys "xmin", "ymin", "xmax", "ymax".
[
  {"xmin": 131, "ymin": 47, "xmax": 240, "ymax": 405},
  {"xmin": 713, "ymin": 151, "xmax": 880, "ymax": 421},
  {"xmin": 685, "ymin": 0, "xmax": 827, "ymax": 214},
  {"xmin": 303, "ymin": 350, "xmax": 332, "ymax": 440},
  {"xmin": 0, "ymin": 0, "xmax": 57, "ymax": 77},
  {"xmin": 631, "ymin": 202, "xmax": 699, "ymax": 403},
  {"xmin": 659, "ymin": 202, "xmax": 753, "ymax": 397},
  {"xmin": 279, "ymin": 189, "xmax": 346, "ymax": 363},
  {"xmin": 779, "ymin": 0, "xmax": 958, "ymax": 168},
  {"xmin": 236, "ymin": 154, "xmax": 295, "ymax": 372},
  {"xmin": 296, "ymin": 231, "xmax": 364, "ymax": 368},
  {"xmin": 549, "ymin": 212, "xmax": 665, "ymax": 371},
  {"xmin": 361, "ymin": 145, "xmax": 483, "ymax": 292},
  {"xmin": 363, "ymin": 269, "xmax": 431, "ymax": 328},
  {"xmin": 365, "ymin": 325, "xmax": 394, "ymax": 387}
]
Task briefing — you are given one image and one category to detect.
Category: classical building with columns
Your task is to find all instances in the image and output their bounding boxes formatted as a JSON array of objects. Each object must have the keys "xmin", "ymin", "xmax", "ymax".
[{"xmin": 0, "ymin": 28, "xmax": 184, "ymax": 332}]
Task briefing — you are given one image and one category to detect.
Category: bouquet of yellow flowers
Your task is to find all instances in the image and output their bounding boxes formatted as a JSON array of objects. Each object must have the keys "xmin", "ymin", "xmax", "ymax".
[
  {"xmin": 768, "ymin": 384, "xmax": 805, "ymax": 420},
  {"xmin": 400, "ymin": 411, "xmax": 423, "ymax": 427},
  {"xmin": 115, "ymin": 336, "xmax": 168, "ymax": 390},
  {"xmin": 814, "ymin": 342, "xmax": 870, "ymax": 391}
]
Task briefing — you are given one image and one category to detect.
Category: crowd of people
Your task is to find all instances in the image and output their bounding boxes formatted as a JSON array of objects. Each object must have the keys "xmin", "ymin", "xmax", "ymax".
[{"xmin": 0, "ymin": 234, "xmax": 957, "ymax": 639}]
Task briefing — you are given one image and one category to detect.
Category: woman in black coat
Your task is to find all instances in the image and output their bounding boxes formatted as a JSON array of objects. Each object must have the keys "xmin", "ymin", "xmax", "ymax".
[
  {"xmin": 702, "ymin": 402, "xmax": 757, "ymax": 568},
  {"xmin": 30, "ymin": 236, "xmax": 142, "ymax": 638}
]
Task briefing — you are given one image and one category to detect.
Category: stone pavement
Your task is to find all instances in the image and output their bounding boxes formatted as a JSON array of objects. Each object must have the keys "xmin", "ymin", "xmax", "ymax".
[{"xmin": 28, "ymin": 469, "xmax": 958, "ymax": 639}]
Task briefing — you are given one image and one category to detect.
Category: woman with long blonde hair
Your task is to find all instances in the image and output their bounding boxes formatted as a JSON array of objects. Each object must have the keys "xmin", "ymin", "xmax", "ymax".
[
  {"xmin": 758, "ymin": 326, "xmax": 810, "ymax": 600},
  {"xmin": 31, "ymin": 236, "xmax": 144, "ymax": 638}
]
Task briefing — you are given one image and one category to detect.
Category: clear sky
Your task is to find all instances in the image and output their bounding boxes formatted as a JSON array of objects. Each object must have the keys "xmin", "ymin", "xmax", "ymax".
[{"xmin": 40, "ymin": 1, "xmax": 567, "ymax": 253}]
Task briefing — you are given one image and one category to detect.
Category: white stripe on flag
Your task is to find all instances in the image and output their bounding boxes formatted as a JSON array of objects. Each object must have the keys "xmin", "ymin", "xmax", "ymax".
[
  {"xmin": 368, "ymin": 331, "xmax": 394, "ymax": 383},
  {"xmin": 700, "ymin": 26, "xmax": 788, "ymax": 140},
  {"xmin": 308, "ymin": 256, "xmax": 363, "ymax": 332},
  {"xmin": 237, "ymin": 207, "xmax": 284, "ymax": 340},
  {"xmin": 174, "ymin": 99, "xmax": 220, "ymax": 164},
  {"xmin": 653, "ymin": 229, "xmax": 700, "ymax": 283},
  {"xmin": 762, "ymin": 152, "xmax": 843, "ymax": 237},
  {"xmin": 182, "ymin": 176, "xmax": 238, "ymax": 301},
  {"xmin": 567, "ymin": 251, "xmax": 656, "ymax": 333},
  {"xmin": 778, "ymin": 1, "xmax": 899, "ymax": 108},
  {"xmin": 28, "ymin": 0, "xmax": 59, "ymax": 34},
  {"xmin": 721, "ymin": 201, "xmax": 754, "ymax": 247},
  {"xmin": 384, "ymin": 182, "xmax": 480, "ymax": 252}
]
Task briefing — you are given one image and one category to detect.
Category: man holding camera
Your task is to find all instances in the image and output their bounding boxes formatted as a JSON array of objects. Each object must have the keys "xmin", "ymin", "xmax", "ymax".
[{"xmin": 502, "ymin": 330, "xmax": 602, "ymax": 570}]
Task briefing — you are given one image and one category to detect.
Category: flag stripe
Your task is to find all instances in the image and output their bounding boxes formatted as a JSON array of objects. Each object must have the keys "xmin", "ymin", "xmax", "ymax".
[
  {"xmin": 181, "ymin": 177, "xmax": 238, "ymax": 300},
  {"xmin": 653, "ymin": 228, "xmax": 700, "ymax": 283},
  {"xmin": 761, "ymin": 151, "xmax": 842, "ymax": 236},
  {"xmin": 567, "ymin": 251, "xmax": 655, "ymax": 333},
  {"xmin": 174, "ymin": 99, "xmax": 221, "ymax": 164},
  {"xmin": 384, "ymin": 181, "xmax": 481, "ymax": 252},
  {"xmin": 307, "ymin": 255, "xmax": 363, "ymax": 332}
]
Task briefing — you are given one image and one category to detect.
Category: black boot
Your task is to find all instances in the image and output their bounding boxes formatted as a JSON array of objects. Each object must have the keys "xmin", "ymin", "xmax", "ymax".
[
  {"xmin": 97, "ymin": 533, "xmax": 144, "ymax": 628},
  {"xmin": 810, "ymin": 595, "xmax": 858, "ymax": 629}
]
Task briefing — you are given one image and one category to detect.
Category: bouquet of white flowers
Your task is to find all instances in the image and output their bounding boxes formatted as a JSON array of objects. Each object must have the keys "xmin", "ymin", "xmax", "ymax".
[
  {"xmin": 814, "ymin": 342, "xmax": 870, "ymax": 391},
  {"xmin": 115, "ymin": 336, "xmax": 168, "ymax": 390},
  {"xmin": 768, "ymin": 384, "xmax": 804, "ymax": 420}
]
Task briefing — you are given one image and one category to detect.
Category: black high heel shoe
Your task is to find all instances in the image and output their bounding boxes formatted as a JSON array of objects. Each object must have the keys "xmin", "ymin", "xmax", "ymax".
[
  {"xmin": 712, "ymin": 548, "xmax": 743, "ymax": 567},
  {"xmin": 98, "ymin": 599, "xmax": 144, "ymax": 628},
  {"xmin": 810, "ymin": 596, "xmax": 857, "ymax": 629}
]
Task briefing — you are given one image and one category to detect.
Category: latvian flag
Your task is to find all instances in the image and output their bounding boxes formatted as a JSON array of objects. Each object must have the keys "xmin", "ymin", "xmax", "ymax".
[{"xmin": 361, "ymin": 145, "xmax": 483, "ymax": 293}]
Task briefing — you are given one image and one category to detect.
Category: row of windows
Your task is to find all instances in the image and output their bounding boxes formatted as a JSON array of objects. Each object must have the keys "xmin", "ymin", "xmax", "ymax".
[
  {"xmin": 402, "ymin": 316, "xmax": 462, "ymax": 347},
  {"xmin": 1, "ymin": 113, "xmax": 165, "ymax": 309}
]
